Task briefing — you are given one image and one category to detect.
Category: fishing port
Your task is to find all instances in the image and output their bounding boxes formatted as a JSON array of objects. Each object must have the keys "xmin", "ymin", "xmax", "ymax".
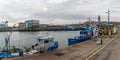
[
  {"xmin": 0, "ymin": 0, "xmax": 120, "ymax": 60},
  {"xmin": 0, "ymin": 15, "xmax": 120, "ymax": 60}
]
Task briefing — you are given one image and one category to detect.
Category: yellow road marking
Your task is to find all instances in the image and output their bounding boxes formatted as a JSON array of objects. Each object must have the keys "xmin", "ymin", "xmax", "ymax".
[{"xmin": 85, "ymin": 33, "xmax": 120, "ymax": 60}]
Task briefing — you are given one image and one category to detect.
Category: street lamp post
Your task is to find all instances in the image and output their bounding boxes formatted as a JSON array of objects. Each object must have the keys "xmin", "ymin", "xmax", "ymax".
[{"xmin": 106, "ymin": 10, "xmax": 110, "ymax": 38}]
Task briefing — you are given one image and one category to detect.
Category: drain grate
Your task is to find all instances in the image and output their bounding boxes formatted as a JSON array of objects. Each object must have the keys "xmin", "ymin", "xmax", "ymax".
[{"xmin": 55, "ymin": 53, "xmax": 64, "ymax": 56}]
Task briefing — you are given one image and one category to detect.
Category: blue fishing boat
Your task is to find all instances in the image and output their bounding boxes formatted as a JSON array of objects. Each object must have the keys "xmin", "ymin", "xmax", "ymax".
[{"xmin": 68, "ymin": 27, "xmax": 95, "ymax": 46}]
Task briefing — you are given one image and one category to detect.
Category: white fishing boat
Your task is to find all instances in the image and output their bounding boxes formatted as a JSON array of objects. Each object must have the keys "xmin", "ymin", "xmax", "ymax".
[{"xmin": 30, "ymin": 33, "xmax": 59, "ymax": 53}]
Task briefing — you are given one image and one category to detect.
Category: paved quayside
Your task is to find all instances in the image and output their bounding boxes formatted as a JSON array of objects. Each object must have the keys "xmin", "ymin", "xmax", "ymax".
[
  {"xmin": 8, "ymin": 33, "xmax": 119, "ymax": 60},
  {"xmin": 89, "ymin": 33, "xmax": 120, "ymax": 60}
]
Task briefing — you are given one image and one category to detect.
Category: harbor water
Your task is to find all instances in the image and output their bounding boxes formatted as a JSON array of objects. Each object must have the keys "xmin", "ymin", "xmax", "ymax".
[{"xmin": 0, "ymin": 31, "xmax": 80, "ymax": 50}]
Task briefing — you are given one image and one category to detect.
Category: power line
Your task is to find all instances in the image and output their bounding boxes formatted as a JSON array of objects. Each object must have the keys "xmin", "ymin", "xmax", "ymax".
[{"xmin": 111, "ymin": 11, "xmax": 120, "ymax": 13}]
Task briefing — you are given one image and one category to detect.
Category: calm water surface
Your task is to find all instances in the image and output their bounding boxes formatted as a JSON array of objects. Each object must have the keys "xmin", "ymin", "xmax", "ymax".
[{"xmin": 0, "ymin": 31, "xmax": 80, "ymax": 49}]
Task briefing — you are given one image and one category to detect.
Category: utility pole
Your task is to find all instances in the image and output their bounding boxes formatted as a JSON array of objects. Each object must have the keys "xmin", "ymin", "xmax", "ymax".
[{"xmin": 106, "ymin": 10, "xmax": 110, "ymax": 38}]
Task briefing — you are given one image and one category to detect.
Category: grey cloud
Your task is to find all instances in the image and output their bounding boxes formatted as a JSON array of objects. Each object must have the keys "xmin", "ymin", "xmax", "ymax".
[{"xmin": 0, "ymin": 0, "xmax": 119, "ymax": 25}]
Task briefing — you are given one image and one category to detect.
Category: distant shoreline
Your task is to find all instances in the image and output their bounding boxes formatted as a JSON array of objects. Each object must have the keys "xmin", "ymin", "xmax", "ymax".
[
  {"xmin": 0, "ymin": 28, "xmax": 85, "ymax": 32},
  {"xmin": 0, "ymin": 29, "xmax": 84, "ymax": 32}
]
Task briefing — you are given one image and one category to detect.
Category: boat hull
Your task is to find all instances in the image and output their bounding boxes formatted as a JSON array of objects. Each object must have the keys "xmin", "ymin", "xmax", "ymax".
[{"xmin": 68, "ymin": 29, "xmax": 94, "ymax": 46}]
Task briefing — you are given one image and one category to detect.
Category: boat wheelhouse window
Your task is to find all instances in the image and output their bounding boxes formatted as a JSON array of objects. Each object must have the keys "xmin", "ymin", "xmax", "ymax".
[
  {"xmin": 38, "ymin": 39, "xmax": 42, "ymax": 42},
  {"xmin": 50, "ymin": 38, "xmax": 54, "ymax": 42},
  {"xmin": 44, "ymin": 39, "xmax": 49, "ymax": 43}
]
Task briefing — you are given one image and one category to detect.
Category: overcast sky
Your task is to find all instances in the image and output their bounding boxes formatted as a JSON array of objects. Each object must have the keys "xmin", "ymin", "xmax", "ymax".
[{"xmin": 0, "ymin": 0, "xmax": 120, "ymax": 26}]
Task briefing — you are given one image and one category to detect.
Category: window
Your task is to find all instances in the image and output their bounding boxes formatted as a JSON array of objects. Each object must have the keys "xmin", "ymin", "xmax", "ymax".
[
  {"xmin": 38, "ymin": 39, "xmax": 42, "ymax": 42},
  {"xmin": 44, "ymin": 40, "xmax": 49, "ymax": 43}
]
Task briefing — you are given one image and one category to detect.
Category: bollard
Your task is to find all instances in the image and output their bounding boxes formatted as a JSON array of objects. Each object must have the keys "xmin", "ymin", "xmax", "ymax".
[{"xmin": 96, "ymin": 37, "xmax": 102, "ymax": 45}]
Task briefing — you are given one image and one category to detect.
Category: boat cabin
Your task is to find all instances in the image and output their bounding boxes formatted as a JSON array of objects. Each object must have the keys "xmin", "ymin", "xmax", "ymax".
[{"xmin": 37, "ymin": 35, "xmax": 54, "ymax": 44}]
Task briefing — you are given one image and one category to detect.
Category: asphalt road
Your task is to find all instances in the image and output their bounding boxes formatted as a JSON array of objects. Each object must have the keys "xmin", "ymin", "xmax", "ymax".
[{"xmin": 90, "ymin": 34, "xmax": 120, "ymax": 60}]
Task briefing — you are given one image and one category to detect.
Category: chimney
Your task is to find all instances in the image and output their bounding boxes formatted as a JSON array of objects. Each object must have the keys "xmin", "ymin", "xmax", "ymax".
[{"xmin": 98, "ymin": 15, "xmax": 101, "ymax": 22}]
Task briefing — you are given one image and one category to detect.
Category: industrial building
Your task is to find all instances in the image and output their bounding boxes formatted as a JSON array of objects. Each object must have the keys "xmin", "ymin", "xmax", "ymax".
[
  {"xmin": 18, "ymin": 23, "xmax": 26, "ymax": 30},
  {"xmin": 25, "ymin": 20, "xmax": 39, "ymax": 30},
  {"xmin": 0, "ymin": 24, "xmax": 6, "ymax": 28},
  {"xmin": 0, "ymin": 23, "xmax": 7, "ymax": 31},
  {"xmin": 18, "ymin": 20, "xmax": 40, "ymax": 30}
]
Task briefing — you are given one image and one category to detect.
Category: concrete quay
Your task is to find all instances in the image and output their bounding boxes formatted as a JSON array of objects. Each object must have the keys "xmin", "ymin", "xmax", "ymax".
[
  {"xmin": 8, "ymin": 33, "xmax": 119, "ymax": 60},
  {"xmin": 89, "ymin": 33, "xmax": 120, "ymax": 60}
]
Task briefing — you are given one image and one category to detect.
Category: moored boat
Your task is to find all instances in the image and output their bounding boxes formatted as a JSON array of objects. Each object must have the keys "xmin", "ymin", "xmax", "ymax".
[
  {"xmin": 68, "ymin": 27, "xmax": 95, "ymax": 46},
  {"xmin": 30, "ymin": 33, "xmax": 59, "ymax": 53}
]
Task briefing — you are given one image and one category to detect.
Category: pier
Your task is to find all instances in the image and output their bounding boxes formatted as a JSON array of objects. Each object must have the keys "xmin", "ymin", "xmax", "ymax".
[{"xmin": 8, "ymin": 32, "xmax": 120, "ymax": 60}]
